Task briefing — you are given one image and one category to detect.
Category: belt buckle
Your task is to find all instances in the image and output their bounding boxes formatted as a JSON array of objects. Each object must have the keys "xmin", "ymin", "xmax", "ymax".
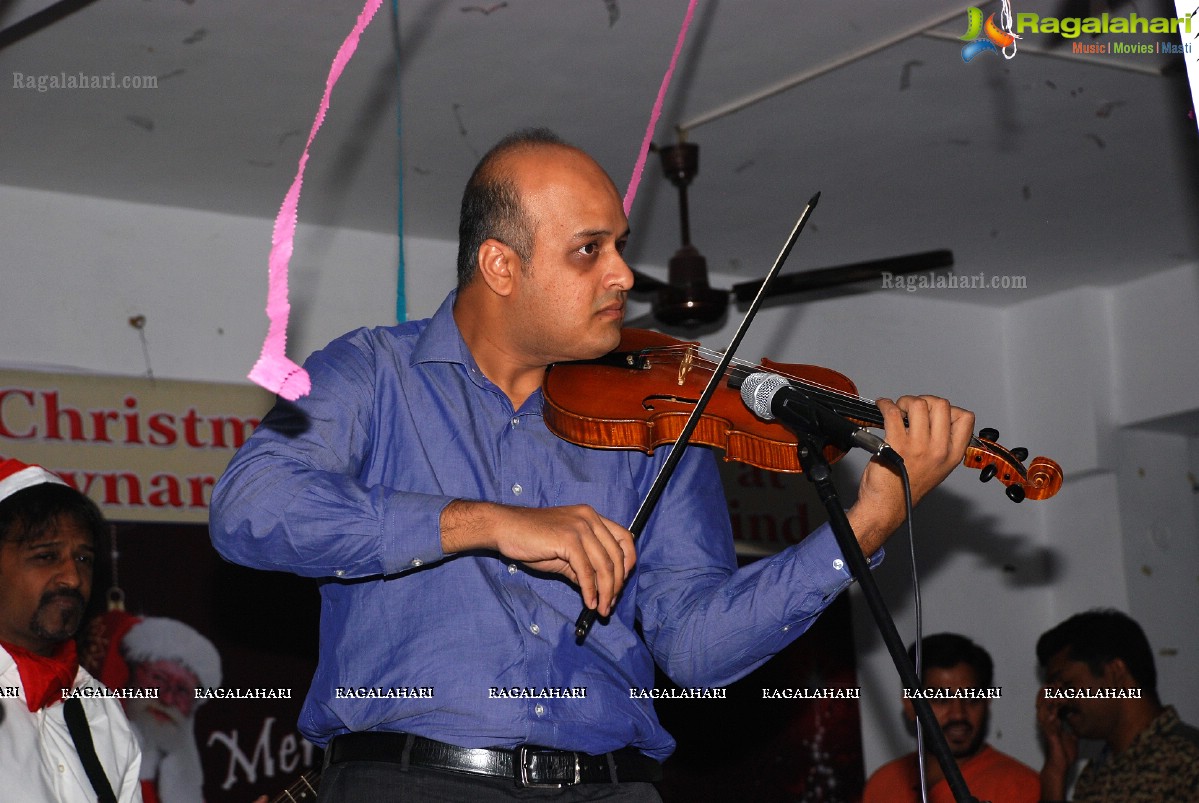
[{"xmin": 515, "ymin": 744, "xmax": 581, "ymax": 788}]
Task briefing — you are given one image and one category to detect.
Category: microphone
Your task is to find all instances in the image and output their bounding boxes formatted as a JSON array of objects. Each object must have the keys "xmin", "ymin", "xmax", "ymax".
[{"xmin": 740, "ymin": 373, "xmax": 903, "ymax": 467}]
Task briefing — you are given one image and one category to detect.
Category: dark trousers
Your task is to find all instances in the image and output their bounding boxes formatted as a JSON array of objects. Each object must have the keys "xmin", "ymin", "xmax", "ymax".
[{"xmin": 316, "ymin": 761, "xmax": 663, "ymax": 802}]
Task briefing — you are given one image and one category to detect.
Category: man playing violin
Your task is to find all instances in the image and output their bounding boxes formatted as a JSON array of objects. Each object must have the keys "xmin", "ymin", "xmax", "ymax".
[{"xmin": 210, "ymin": 128, "xmax": 974, "ymax": 802}]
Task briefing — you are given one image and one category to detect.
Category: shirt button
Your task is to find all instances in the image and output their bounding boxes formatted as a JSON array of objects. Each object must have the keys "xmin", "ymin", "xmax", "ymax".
[
  {"xmin": 508, "ymin": 564, "xmax": 517, "ymax": 574},
  {"xmin": 58, "ymin": 764, "xmax": 66, "ymax": 773},
  {"xmin": 530, "ymin": 623, "xmax": 540, "ymax": 635},
  {"xmin": 511, "ymin": 483, "xmax": 523, "ymax": 496},
  {"xmin": 335, "ymin": 569, "xmax": 346, "ymax": 577},
  {"xmin": 511, "ymin": 417, "xmax": 520, "ymax": 427},
  {"xmin": 832, "ymin": 559, "xmax": 844, "ymax": 571},
  {"xmin": 411, "ymin": 558, "xmax": 423, "ymax": 568},
  {"xmin": 782, "ymin": 625, "xmax": 791, "ymax": 633},
  {"xmin": 534, "ymin": 704, "xmax": 545, "ymax": 717}
]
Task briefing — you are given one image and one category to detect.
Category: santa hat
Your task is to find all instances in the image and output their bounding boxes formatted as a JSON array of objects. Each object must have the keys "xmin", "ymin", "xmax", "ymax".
[
  {"xmin": 121, "ymin": 617, "xmax": 222, "ymax": 690},
  {"xmin": 0, "ymin": 458, "xmax": 67, "ymax": 504}
]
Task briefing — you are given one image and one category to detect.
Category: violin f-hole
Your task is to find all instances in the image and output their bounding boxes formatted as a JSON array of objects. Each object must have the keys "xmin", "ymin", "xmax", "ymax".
[{"xmin": 642, "ymin": 394, "xmax": 700, "ymax": 412}]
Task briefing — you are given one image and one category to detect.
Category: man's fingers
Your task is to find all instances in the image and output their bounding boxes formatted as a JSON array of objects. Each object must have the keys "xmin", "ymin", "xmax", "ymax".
[
  {"xmin": 587, "ymin": 516, "xmax": 637, "ymax": 615},
  {"xmin": 579, "ymin": 528, "xmax": 619, "ymax": 615},
  {"xmin": 485, "ymin": 503, "xmax": 638, "ymax": 615}
]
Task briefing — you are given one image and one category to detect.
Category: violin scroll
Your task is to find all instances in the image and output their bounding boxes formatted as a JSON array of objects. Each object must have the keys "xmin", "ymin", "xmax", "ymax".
[{"xmin": 964, "ymin": 428, "xmax": 1063, "ymax": 502}]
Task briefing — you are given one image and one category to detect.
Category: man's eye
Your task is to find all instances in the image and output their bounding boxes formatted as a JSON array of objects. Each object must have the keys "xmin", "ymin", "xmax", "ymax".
[{"xmin": 579, "ymin": 243, "xmax": 598, "ymax": 256}]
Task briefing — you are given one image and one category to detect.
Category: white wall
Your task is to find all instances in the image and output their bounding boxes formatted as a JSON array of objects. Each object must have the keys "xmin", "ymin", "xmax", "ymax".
[
  {"xmin": 1, "ymin": 184, "xmax": 455, "ymax": 382},
  {"xmin": 4, "ymin": 184, "xmax": 1197, "ymax": 783}
]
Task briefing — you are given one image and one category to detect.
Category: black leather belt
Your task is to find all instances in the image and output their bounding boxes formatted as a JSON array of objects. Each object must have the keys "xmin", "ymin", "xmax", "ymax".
[{"xmin": 327, "ymin": 731, "xmax": 662, "ymax": 788}]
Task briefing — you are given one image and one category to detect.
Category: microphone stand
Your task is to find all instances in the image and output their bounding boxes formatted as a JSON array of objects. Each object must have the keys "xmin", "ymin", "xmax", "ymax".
[{"xmin": 784, "ymin": 400, "xmax": 981, "ymax": 803}]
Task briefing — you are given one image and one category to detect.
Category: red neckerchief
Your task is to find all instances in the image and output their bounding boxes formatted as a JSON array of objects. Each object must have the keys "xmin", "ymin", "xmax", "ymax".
[{"xmin": 1, "ymin": 639, "xmax": 79, "ymax": 712}]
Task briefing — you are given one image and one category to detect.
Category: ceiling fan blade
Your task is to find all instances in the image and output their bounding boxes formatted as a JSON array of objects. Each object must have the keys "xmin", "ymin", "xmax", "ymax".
[
  {"xmin": 731, "ymin": 249, "xmax": 954, "ymax": 303},
  {"xmin": 629, "ymin": 268, "xmax": 670, "ymax": 294},
  {"xmin": 0, "ymin": 0, "xmax": 104, "ymax": 51}
]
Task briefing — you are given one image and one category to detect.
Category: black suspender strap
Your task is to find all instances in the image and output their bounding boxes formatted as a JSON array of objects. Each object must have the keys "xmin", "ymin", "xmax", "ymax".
[{"xmin": 62, "ymin": 696, "xmax": 119, "ymax": 803}]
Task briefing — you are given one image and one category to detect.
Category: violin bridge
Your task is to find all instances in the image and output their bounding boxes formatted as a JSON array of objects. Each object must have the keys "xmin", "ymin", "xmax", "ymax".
[{"xmin": 677, "ymin": 349, "xmax": 693, "ymax": 386}]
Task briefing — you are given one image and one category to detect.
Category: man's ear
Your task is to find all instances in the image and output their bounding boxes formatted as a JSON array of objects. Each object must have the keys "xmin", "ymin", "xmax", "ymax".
[
  {"xmin": 1104, "ymin": 657, "xmax": 1134, "ymax": 687},
  {"xmin": 476, "ymin": 238, "xmax": 519, "ymax": 296}
]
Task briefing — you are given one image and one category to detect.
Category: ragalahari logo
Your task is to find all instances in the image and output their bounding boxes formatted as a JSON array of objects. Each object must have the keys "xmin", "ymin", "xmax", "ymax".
[{"xmin": 960, "ymin": 7, "xmax": 1018, "ymax": 62}]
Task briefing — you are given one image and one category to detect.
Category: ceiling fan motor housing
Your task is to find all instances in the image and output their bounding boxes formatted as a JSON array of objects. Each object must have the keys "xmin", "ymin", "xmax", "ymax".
[{"xmin": 653, "ymin": 244, "xmax": 729, "ymax": 327}]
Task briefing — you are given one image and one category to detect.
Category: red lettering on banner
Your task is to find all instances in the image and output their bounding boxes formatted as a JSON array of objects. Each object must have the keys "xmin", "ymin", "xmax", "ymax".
[
  {"xmin": 188, "ymin": 475, "xmax": 215, "ymax": 508},
  {"xmin": 147, "ymin": 474, "xmax": 183, "ymax": 507},
  {"xmin": 182, "ymin": 409, "xmax": 206, "ymax": 448},
  {"xmin": 44, "ymin": 391, "xmax": 86, "ymax": 441},
  {"xmin": 90, "ymin": 408, "xmax": 120, "ymax": 443},
  {"xmin": 102, "ymin": 472, "xmax": 143, "ymax": 506},
  {"xmin": 57, "ymin": 470, "xmax": 102, "ymax": 497},
  {"xmin": 0, "ymin": 387, "xmax": 259, "ymax": 451},
  {"xmin": 0, "ymin": 388, "xmax": 35, "ymax": 439},
  {"xmin": 122, "ymin": 397, "xmax": 143, "ymax": 444},
  {"xmin": 208, "ymin": 416, "xmax": 257, "ymax": 449},
  {"xmin": 148, "ymin": 412, "xmax": 177, "ymax": 446}
]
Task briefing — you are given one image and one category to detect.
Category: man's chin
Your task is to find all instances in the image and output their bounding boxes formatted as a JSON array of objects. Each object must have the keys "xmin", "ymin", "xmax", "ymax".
[
  {"xmin": 948, "ymin": 738, "xmax": 984, "ymax": 760},
  {"xmin": 33, "ymin": 612, "xmax": 83, "ymax": 645}
]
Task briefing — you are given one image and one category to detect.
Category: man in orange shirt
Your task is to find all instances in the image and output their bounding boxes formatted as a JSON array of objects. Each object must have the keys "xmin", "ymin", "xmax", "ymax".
[{"xmin": 864, "ymin": 633, "xmax": 1038, "ymax": 803}]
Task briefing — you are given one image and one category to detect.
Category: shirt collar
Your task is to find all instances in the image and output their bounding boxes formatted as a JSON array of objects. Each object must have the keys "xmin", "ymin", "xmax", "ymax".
[
  {"xmin": 409, "ymin": 289, "xmax": 545, "ymax": 414},
  {"xmin": 411, "ymin": 290, "xmax": 474, "ymax": 368}
]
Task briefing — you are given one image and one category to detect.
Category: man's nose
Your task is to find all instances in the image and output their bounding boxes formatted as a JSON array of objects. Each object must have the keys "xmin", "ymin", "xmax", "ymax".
[
  {"xmin": 56, "ymin": 558, "xmax": 85, "ymax": 589},
  {"xmin": 610, "ymin": 254, "xmax": 634, "ymax": 291}
]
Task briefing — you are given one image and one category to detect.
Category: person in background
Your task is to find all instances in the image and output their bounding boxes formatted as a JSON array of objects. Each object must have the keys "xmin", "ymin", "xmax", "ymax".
[
  {"xmin": 1036, "ymin": 608, "xmax": 1199, "ymax": 802},
  {"xmin": 863, "ymin": 632, "xmax": 1038, "ymax": 803},
  {"xmin": 87, "ymin": 611, "xmax": 222, "ymax": 803},
  {"xmin": 0, "ymin": 457, "xmax": 142, "ymax": 802}
]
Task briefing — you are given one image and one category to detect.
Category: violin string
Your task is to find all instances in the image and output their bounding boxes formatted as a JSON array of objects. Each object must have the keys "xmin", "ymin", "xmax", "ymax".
[
  {"xmin": 653, "ymin": 345, "xmax": 886, "ymax": 424},
  {"xmin": 632, "ymin": 346, "xmax": 1042, "ymax": 494},
  {"xmin": 645, "ymin": 346, "xmax": 1008, "ymax": 457}
]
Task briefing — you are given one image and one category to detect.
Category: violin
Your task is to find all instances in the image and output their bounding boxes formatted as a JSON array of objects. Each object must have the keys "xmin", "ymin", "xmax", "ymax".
[{"xmin": 544, "ymin": 328, "xmax": 1062, "ymax": 503}]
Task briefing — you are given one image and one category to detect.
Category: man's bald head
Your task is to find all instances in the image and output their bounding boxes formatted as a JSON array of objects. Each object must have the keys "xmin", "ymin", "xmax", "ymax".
[{"xmin": 457, "ymin": 128, "xmax": 595, "ymax": 288}]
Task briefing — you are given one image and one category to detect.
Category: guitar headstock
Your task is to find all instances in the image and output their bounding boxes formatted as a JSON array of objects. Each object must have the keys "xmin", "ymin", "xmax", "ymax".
[{"xmin": 963, "ymin": 427, "xmax": 1063, "ymax": 502}]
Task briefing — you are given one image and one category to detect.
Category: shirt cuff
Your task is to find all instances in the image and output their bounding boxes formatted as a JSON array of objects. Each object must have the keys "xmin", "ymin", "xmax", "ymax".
[
  {"xmin": 379, "ymin": 492, "xmax": 451, "ymax": 574},
  {"xmin": 800, "ymin": 521, "xmax": 885, "ymax": 598}
]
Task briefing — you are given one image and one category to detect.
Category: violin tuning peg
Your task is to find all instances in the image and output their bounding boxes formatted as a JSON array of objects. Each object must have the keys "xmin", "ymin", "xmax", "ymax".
[
  {"xmin": 1010, "ymin": 447, "xmax": 1029, "ymax": 462},
  {"xmin": 979, "ymin": 464, "xmax": 998, "ymax": 483},
  {"xmin": 978, "ymin": 427, "xmax": 999, "ymax": 442},
  {"xmin": 1006, "ymin": 484, "xmax": 1026, "ymax": 503}
]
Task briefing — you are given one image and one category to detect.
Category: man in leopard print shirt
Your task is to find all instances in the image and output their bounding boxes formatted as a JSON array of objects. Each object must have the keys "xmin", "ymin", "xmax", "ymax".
[{"xmin": 1035, "ymin": 609, "xmax": 1199, "ymax": 802}]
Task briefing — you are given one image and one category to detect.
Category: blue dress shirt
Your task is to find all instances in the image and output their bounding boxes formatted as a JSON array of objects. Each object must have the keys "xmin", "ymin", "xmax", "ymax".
[{"xmin": 210, "ymin": 292, "xmax": 873, "ymax": 761}]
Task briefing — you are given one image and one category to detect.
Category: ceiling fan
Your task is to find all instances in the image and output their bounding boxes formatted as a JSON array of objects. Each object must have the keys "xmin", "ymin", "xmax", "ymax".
[
  {"xmin": 0, "ymin": 0, "xmax": 105, "ymax": 51},
  {"xmin": 629, "ymin": 142, "xmax": 955, "ymax": 329}
]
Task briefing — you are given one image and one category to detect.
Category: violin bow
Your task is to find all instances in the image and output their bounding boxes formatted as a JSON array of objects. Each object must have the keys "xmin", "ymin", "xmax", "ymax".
[{"xmin": 574, "ymin": 192, "xmax": 821, "ymax": 643}]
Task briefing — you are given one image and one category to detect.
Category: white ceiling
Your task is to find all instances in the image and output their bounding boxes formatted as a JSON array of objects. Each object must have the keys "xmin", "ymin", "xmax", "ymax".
[{"xmin": 2, "ymin": 0, "xmax": 1197, "ymax": 312}]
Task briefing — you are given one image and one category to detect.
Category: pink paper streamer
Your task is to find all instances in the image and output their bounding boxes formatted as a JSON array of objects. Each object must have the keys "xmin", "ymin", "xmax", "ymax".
[
  {"xmin": 248, "ymin": 0, "xmax": 383, "ymax": 400},
  {"xmin": 622, "ymin": 0, "xmax": 699, "ymax": 216}
]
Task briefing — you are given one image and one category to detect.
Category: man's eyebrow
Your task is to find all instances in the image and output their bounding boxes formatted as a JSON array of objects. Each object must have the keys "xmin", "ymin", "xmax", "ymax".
[
  {"xmin": 572, "ymin": 227, "xmax": 631, "ymax": 241},
  {"xmin": 17, "ymin": 537, "xmax": 64, "ymax": 551},
  {"xmin": 19, "ymin": 536, "xmax": 95, "ymax": 551}
]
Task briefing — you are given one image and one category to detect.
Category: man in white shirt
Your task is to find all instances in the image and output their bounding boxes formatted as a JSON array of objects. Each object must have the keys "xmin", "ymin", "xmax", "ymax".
[{"xmin": 0, "ymin": 457, "xmax": 142, "ymax": 802}]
